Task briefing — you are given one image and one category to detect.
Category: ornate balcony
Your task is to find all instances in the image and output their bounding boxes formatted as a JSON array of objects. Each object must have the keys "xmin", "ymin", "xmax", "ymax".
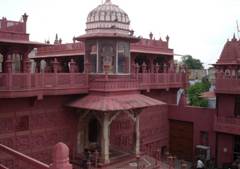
[
  {"xmin": 0, "ymin": 71, "xmax": 187, "ymax": 98},
  {"xmin": 130, "ymin": 38, "xmax": 173, "ymax": 55},
  {"xmin": 89, "ymin": 72, "xmax": 187, "ymax": 92},
  {"xmin": 214, "ymin": 116, "xmax": 240, "ymax": 135},
  {"xmin": 36, "ymin": 43, "xmax": 85, "ymax": 58},
  {"xmin": 0, "ymin": 73, "xmax": 88, "ymax": 98},
  {"xmin": 138, "ymin": 73, "xmax": 187, "ymax": 90}
]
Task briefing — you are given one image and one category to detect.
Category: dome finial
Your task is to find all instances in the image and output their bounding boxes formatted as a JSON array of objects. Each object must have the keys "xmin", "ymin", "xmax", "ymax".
[{"xmin": 105, "ymin": 0, "xmax": 111, "ymax": 3}]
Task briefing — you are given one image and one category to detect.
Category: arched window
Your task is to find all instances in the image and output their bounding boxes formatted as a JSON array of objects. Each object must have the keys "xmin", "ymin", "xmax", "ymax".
[{"xmin": 117, "ymin": 41, "xmax": 130, "ymax": 73}]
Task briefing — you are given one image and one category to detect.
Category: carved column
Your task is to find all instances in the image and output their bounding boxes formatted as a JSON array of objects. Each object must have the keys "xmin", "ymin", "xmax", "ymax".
[
  {"xmin": 22, "ymin": 53, "xmax": 32, "ymax": 73},
  {"xmin": 142, "ymin": 62, "xmax": 147, "ymax": 73},
  {"xmin": 4, "ymin": 54, "xmax": 12, "ymax": 73},
  {"xmin": 35, "ymin": 60, "xmax": 41, "ymax": 73},
  {"xmin": 136, "ymin": 63, "xmax": 139, "ymax": 80},
  {"xmin": 101, "ymin": 113, "xmax": 110, "ymax": 164},
  {"xmin": 52, "ymin": 58, "xmax": 60, "ymax": 73},
  {"xmin": 163, "ymin": 63, "xmax": 167, "ymax": 73},
  {"xmin": 150, "ymin": 57, "xmax": 154, "ymax": 73},
  {"xmin": 135, "ymin": 112, "xmax": 140, "ymax": 156},
  {"xmin": 69, "ymin": 59, "xmax": 77, "ymax": 73}
]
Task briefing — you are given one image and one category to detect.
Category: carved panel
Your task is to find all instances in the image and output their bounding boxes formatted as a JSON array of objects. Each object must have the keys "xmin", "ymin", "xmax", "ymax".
[
  {"xmin": 30, "ymin": 133, "xmax": 46, "ymax": 151},
  {"xmin": 15, "ymin": 135, "xmax": 30, "ymax": 152},
  {"xmin": 29, "ymin": 113, "xmax": 46, "ymax": 130},
  {"xmin": 0, "ymin": 117, "xmax": 14, "ymax": 134}
]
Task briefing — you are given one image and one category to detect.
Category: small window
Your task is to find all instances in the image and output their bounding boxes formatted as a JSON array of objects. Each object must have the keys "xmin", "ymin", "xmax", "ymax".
[{"xmin": 15, "ymin": 115, "xmax": 29, "ymax": 132}]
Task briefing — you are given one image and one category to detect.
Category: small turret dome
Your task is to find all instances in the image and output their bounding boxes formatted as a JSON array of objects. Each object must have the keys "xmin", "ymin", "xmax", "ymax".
[{"xmin": 86, "ymin": 0, "xmax": 130, "ymax": 35}]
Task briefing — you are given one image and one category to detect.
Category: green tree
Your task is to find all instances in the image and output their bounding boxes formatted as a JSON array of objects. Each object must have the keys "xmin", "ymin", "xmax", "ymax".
[
  {"xmin": 181, "ymin": 55, "xmax": 204, "ymax": 69},
  {"xmin": 187, "ymin": 79, "xmax": 211, "ymax": 107}
]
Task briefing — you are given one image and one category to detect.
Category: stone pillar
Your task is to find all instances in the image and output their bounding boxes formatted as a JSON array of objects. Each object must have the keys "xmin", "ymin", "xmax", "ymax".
[
  {"xmin": 142, "ymin": 62, "xmax": 147, "ymax": 73},
  {"xmin": 50, "ymin": 142, "xmax": 72, "ymax": 169},
  {"xmin": 69, "ymin": 59, "xmax": 77, "ymax": 73},
  {"xmin": 22, "ymin": 55, "xmax": 32, "ymax": 73},
  {"xmin": 150, "ymin": 57, "xmax": 154, "ymax": 73},
  {"xmin": 35, "ymin": 60, "xmax": 41, "ymax": 73},
  {"xmin": 163, "ymin": 63, "xmax": 167, "ymax": 73},
  {"xmin": 101, "ymin": 113, "xmax": 110, "ymax": 164},
  {"xmin": 4, "ymin": 54, "xmax": 12, "ymax": 73},
  {"xmin": 135, "ymin": 112, "xmax": 140, "ymax": 156},
  {"xmin": 52, "ymin": 58, "xmax": 60, "ymax": 73}
]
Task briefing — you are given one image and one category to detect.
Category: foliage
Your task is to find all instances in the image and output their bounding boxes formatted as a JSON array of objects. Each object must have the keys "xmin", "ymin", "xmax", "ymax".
[
  {"xmin": 181, "ymin": 55, "xmax": 204, "ymax": 69},
  {"xmin": 187, "ymin": 79, "xmax": 211, "ymax": 107}
]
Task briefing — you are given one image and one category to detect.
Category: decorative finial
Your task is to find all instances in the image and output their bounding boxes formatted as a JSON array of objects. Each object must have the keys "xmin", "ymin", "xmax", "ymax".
[
  {"xmin": 166, "ymin": 35, "xmax": 170, "ymax": 43},
  {"xmin": 105, "ymin": 0, "xmax": 111, "ymax": 3},
  {"xmin": 54, "ymin": 34, "xmax": 59, "ymax": 44},
  {"xmin": 22, "ymin": 13, "xmax": 28, "ymax": 23},
  {"xmin": 149, "ymin": 32, "xmax": 153, "ymax": 40},
  {"xmin": 232, "ymin": 33, "xmax": 237, "ymax": 41}
]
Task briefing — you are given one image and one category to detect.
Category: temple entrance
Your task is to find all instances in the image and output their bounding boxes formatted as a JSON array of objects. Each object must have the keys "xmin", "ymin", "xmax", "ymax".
[{"xmin": 88, "ymin": 118, "xmax": 100, "ymax": 143}]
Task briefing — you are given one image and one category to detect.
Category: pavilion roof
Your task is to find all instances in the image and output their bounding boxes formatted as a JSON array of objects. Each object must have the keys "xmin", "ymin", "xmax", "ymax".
[
  {"xmin": 0, "ymin": 38, "xmax": 47, "ymax": 47},
  {"xmin": 68, "ymin": 93, "xmax": 165, "ymax": 112},
  {"xmin": 75, "ymin": 32, "xmax": 140, "ymax": 42},
  {"xmin": 216, "ymin": 36, "xmax": 240, "ymax": 65}
]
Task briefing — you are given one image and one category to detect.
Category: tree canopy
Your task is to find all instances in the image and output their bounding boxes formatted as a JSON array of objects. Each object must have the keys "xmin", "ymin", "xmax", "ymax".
[
  {"xmin": 181, "ymin": 55, "xmax": 204, "ymax": 69},
  {"xmin": 187, "ymin": 79, "xmax": 211, "ymax": 107}
]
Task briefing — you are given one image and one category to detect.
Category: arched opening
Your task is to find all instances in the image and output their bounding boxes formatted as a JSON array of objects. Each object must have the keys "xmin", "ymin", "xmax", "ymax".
[{"xmin": 88, "ymin": 118, "xmax": 100, "ymax": 143}]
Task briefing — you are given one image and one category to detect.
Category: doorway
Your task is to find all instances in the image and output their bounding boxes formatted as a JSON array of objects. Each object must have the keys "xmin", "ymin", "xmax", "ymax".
[{"xmin": 88, "ymin": 118, "xmax": 100, "ymax": 144}]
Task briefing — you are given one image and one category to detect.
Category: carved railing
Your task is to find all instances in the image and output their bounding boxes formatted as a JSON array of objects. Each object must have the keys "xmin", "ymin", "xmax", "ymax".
[
  {"xmin": 0, "ymin": 142, "xmax": 72, "ymax": 169},
  {"xmin": 131, "ymin": 38, "xmax": 169, "ymax": 50},
  {"xmin": 0, "ymin": 32, "xmax": 29, "ymax": 41},
  {"xmin": 0, "ymin": 19, "xmax": 25, "ymax": 33},
  {"xmin": 215, "ymin": 77, "xmax": 240, "ymax": 93},
  {"xmin": 0, "ymin": 73, "xmax": 88, "ymax": 97},
  {"xmin": 90, "ymin": 78, "xmax": 139, "ymax": 91},
  {"xmin": 215, "ymin": 69, "xmax": 240, "ymax": 93},
  {"xmin": 214, "ymin": 116, "xmax": 240, "ymax": 135},
  {"xmin": 138, "ymin": 72, "xmax": 187, "ymax": 89},
  {"xmin": 37, "ymin": 43, "xmax": 85, "ymax": 57},
  {"xmin": 89, "ymin": 72, "xmax": 187, "ymax": 91},
  {"xmin": 0, "ymin": 144, "xmax": 49, "ymax": 169},
  {"xmin": 0, "ymin": 72, "xmax": 187, "ymax": 96}
]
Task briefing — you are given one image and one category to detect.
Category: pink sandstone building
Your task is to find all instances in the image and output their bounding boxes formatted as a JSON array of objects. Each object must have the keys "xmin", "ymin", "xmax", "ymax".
[{"xmin": 0, "ymin": 0, "xmax": 240, "ymax": 168}]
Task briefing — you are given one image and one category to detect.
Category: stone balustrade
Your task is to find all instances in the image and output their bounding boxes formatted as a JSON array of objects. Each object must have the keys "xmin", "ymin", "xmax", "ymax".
[
  {"xmin": 0, "ymin": 142, "xmax": 72, "ymax": 169},
  {"xmin": 0, "ymin": 73, "xmax": 88, "ymax": 98}
]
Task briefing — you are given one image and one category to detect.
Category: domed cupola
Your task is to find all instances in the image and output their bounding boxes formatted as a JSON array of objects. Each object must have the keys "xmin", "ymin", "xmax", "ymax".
[
  {"xmin": 75, "ymin": 0, "xmax": 139, "ymax": 75},
  {"xmin": 86, "ymin": 0, "xmax": 130, "ymax": 35}
]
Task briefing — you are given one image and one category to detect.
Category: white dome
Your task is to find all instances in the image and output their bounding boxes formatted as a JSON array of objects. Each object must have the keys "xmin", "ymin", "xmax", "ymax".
[{"xmin": 86, "ymin": 0, "xmax": 130, "ymax": 35}]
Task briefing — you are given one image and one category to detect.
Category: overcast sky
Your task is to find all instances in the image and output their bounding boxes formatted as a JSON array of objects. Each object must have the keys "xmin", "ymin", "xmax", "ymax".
[{"xmin": 1, "ymin": 0, "xmax": 240, "ymax": 68}]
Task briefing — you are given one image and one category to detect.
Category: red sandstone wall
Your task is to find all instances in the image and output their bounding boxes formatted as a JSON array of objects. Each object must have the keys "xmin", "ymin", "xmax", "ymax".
[
  {"xmin": 168, "ymin": 104, "xmax": 216, "ymax": 159},
  {"xmin": 110, "ymin": 113, "xmax": 134, "ymax": 152},
  {"xmin": 140, "ymin": 105, "xmax": 168, "ymax": 157},
  {"xmin": 217, "ymin": 94, "xmax": 235, "ymax": 117},
  {"xmin": 142, "ymin": 89, "xmax": 178, "ymax": 105},
  {"xmin": 216, "ymin": 133, "xmax": 233, "ymax": 167},
  {"xmin": 110, "ymin": 105, "xmax": 168, "ymax": 158},
  {"xmin": 0, "ymin": 96, "xmax": 78, "ymax": 167}
]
